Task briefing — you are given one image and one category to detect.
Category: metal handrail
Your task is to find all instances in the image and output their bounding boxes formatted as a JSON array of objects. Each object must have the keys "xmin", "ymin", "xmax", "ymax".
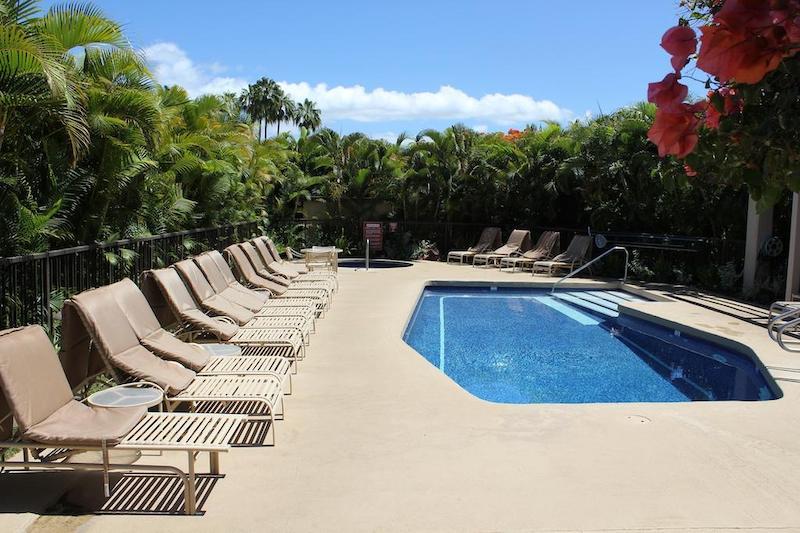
[
  {"xmin": 766, "ymin": 300, "xmax": 800, "ymax": 351},
  {"xmin": 551, "ymin": 246, "xmax": 629, "ymax": 294}
]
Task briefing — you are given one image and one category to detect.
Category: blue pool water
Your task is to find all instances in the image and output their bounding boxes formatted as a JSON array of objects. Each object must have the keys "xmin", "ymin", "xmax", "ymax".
[{"xmin": 403, "ymin": 286, "xmax": 780, "ymax": 404}]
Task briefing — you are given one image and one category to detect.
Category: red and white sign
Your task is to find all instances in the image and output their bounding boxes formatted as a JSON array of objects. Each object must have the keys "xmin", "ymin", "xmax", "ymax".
[{"xmin": 363, "ymin": 222, "xmax": 383, "ymax": 252}]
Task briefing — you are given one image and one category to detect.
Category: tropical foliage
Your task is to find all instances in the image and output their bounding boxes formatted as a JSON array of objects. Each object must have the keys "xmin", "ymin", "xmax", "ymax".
[{"xmin": 0, "ymin": 0, "xmax": 768, "ymax": 296}]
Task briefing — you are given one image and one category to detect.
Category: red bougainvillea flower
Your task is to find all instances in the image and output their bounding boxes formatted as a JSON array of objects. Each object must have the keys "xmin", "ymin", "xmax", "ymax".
[
  {"xmin": 684, "ymin": 164, "xmax": 698, "ymax": 177},
  {"xmin": 702, "ymin": 100, "xmax": 723, "ymax": 129},
  {"xmin": 698, "ymin": 87, "xmax": 742, "ymax": 129},
  {"xmin": 647, "ymin": 73, "xmax": 688, "ymax": 109},
  {"xmin": 696, "ymin": 23, "xmax": 785, "ymax": 83},
  {"xmin": 716, "ymin": 0, "xmax": 773, "ymax": 32},
  {"xmin": 661, "ymin": 26, "xmax": 698, "ymax": 71},
  {"xmin": 647, "ymin": 103, "xmax": 700, "ymax": 158},
  {"xmin": 718, "ymin": 87, "xmax": 744, "ymax": 114}
]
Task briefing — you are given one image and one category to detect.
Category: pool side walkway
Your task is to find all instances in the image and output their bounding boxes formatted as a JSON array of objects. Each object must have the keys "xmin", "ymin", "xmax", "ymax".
[{"xmin": 3, "ymin": 261, "xmax": 800, "ymax": 532}]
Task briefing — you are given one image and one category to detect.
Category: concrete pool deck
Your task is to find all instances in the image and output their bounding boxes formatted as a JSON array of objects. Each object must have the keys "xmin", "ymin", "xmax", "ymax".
[{"xmin": 4, "ymin": 260, "xmax": 800, "ymax": 532}]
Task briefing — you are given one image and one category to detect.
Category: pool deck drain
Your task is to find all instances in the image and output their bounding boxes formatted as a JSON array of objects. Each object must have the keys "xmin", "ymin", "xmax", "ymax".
[{"xmin": 2, "ymin": 260, "xmax": 800, "ymax": 532}]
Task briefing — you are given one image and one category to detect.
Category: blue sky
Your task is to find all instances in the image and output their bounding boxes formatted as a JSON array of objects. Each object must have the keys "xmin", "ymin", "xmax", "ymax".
[{"xmin": 48, "ymin": 0, "xmax": 687, "ymax": 139}]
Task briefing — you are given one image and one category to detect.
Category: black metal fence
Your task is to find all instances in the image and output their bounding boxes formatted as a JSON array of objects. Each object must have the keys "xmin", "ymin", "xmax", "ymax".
[
  {"xmin": 1, "ymin": 216, "xmax": 750, "ymax": 336},
  {"xmin": 0, "ymin": 221, "xmax": 260, "ymax": 336},
  {"xmin": 282, "ymin": 218, "xmax": 746, "ymax": 291}
]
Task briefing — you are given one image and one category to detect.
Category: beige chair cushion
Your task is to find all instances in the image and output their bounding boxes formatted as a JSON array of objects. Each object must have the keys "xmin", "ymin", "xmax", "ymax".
[
  {"xmin": 112, "ymin": 279, "xmax": 164, "ymax": 338},
  {"xmin": 71, "ymin": 285, "xmax": 195, "ymax": 395},
  {"xmin": 471, "ymin": 227, "xmax": 502, "ymax": 252},
  {"xmin": 25, "ymin": 400, "xmax": 145, "ymax": 447},
  {"xmin": 59, "ymin": 301, "xmax": 99, "ymax": 390},
  {"xmin": 140, "ymin": 329, "xmax": 209, "ymax": 372},
  {"xmin": 506, "ymin": 229, "xmax": 532, "ymax": 251},
  {"xmin": 146, "ymin": 269, "xmax": 239, "ymax": 341},
  {"xmin": 251, "ymin": 239, "xmax": 298, "ymax": 279},
  {"xmin": 261, "ymin": 236, "xmax": 309, "ymax": 274},
  {"xmin": 173, "ymin": 259, "xmax": 217, "ymax": 301},
  {"xmin": 110, "ymin": 279, "xmax": 210, "ymax": 372},
  {"xmin": 240, "ymin": 243, "xmax": 291, "ymax": 294},
  {"xmin": 225, "ymin": 245, "xmax": 271, "ymax": 289},
  {"xmin": 195, "ymin": 254, "xmax": 265, "ymax": 312},
  {"xmin": 174, "ymin": 261, "xmax": 255, "ymax": 324},
  {"xmin": 0, "ymin": 326, "xmax": 145, "ymax": 447},
  {"xmin": 209, "ymin": 251, "xmax": 269, "ymax": 303},
  {"xmin": 0, "ymin": 326, "xmax": 73, "ymax": 431}
]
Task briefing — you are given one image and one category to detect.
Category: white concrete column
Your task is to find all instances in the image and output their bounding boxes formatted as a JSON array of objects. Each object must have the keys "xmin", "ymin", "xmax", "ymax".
[
  {"xmin": 786, "ymin": 193, "xmax": 800, "ymax": 300},
  {"xmin": 743, "ymin": 198, "xmax": 773, "ymax": 294}
]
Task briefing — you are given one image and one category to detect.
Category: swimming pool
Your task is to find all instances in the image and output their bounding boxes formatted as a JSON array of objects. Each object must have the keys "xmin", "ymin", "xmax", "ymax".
[{"xmin": 403, "ymin": 285, "xmax": 780, "ymax": 404}]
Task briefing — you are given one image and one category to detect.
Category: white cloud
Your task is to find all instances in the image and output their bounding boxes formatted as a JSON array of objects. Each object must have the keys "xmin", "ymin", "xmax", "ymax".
[
  {"xmin": 143, "ymin": 41, "xmax": 572, "ymax": 125},
  {"xmin": 280, "ymin": 82, "xmax": 571, "ymax": 124},
  {"xmin": 368, "ymin": 131, "xmax": 401, "ymax": 143},
  {"xmin": 472, "ymin": 124, "xmax": 489, "ymax": 133},
  {"xmin": 143, "ymin": 42, "xmax": 248, "ymax": 96}
]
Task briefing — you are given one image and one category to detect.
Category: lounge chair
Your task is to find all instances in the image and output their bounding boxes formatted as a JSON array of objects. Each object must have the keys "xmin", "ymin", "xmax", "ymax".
[
  {"xmin": 224, "ymin": 244, "xmax": 319, "ymax": 301},
  {"xmin": 142, "ymin": 268, "xmax": 310, "ymax": 365},
  {"xmin": 261, "ymin": 236, "xmax": 331, "ymax": 278},
  {"xmin": 207, "ymin": 250, "xmax": 317, "ymax": 322},
  {"xmin": 531, "ymin": 235, "xmax": 593, "ymax": 276},
  {"xmin": 499, "ymin": 231, "xmax": 561, "ymax": 272},
  {"xmin": 172, "ymin": 260, "xmax": 311, "ymax": 347},
  {"xmin": 64, "ymin": 286, "xmax": 286, "ymax": 444},
  {"xmin": 0, "ymin": 325, "xmax": 245, "ymax": 514},
  {"xmin": 472, "ymin": 229, "xmax": 532, "ymax": 267},
  {"xmin": 251, "ymin": 238, "xmax": 337, "ymax": 293},
  {"xmin": 193, "ymin": 253, "xmax": 315, "ymax": 337},
  {"xmin": 258, "ymin": 236, "xmax": 339, "ymax": 282},
  {"xmin": 250, "ymin": 242, "xmax": 337, "ymax": 296},
  {"xmin": 111, "ymin": 278, "xmax": 294, "ymax": 389},
  {"xmin": 447, "ymin": 227, "xmax": 501, "ymax": 264},
  {"xmin": 193, "ymin": 252, "xmax": 268, "ymax": 312},
  {"xmin": 229, "ymin": 243, "xmax": 329, "ymax": 312},
  {"xmin": 262, "ymin": 236, "xmax": 308, "ymax": 275}
]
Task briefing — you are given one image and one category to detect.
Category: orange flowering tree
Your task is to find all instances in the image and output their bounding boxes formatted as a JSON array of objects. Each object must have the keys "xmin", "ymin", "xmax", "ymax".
[{"xmin": 647, "ymin": 0, "xmax": 800, "ymax": 206}]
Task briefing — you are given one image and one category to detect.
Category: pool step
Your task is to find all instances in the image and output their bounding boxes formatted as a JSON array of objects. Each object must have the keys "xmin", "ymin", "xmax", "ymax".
[
  {"xmin": 554, "ymin": 293, "xmax": 619, "ymax": 318},
  {"xmin": 552, "ymin": 290, "xmax": 652, "ymax": 320},
  {"xmin": 566, "ymin": 292, "xmax": 618, "ymax": 310},
  {"xmin": 533, "ymin": 296, "xmax": 600, "ymax": 326}
]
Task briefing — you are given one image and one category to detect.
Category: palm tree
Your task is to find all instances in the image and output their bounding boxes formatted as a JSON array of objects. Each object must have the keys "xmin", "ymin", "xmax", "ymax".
[
  {"xmin": 295, "ymin": 99, "xmax": 322, "ymax": 131},
  {"xmin": 272, "ymin": 90, "xmax": 296, "ymax": 136},
  {"xmin": 0, "ymin": 0, "xmax": 132, "ymax": 156}
]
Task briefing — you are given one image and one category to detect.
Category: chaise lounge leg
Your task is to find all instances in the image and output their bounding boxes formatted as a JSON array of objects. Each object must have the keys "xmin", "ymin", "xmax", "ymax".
[
  {"xmin": 210, "ymin": 451, "xmax": 220, "ymax": 475},
  {"xmin": 186, "ymin": 451, "xmax": 197, "ymax": 514}
]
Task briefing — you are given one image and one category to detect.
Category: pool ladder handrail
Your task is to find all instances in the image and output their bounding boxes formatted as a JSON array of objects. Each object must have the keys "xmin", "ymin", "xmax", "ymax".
[
  {"xmin": 551, "ymin": 246, "xmax": 629, "ymax": 294},
  {"xmin": 767, "ymin": 301, "xmax": 800, "ymax": 351}
]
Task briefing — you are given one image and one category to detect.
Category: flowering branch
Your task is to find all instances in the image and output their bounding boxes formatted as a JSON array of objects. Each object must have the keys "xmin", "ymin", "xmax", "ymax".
[{"xmin": 647, "ymin": 0, "xmax": 800, "ymax": 160}]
